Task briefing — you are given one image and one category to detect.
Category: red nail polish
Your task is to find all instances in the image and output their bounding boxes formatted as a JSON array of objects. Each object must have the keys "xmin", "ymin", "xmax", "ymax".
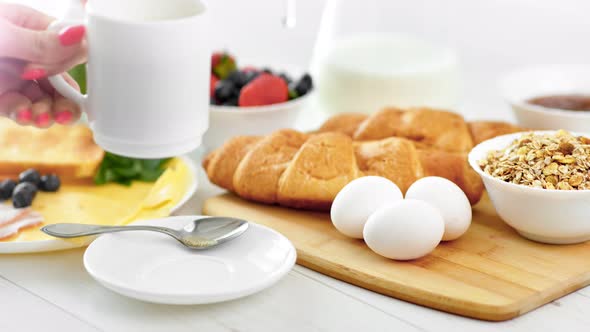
[
  {"xmin": 55, "ymin": 111, "xmax": 73, "ymax": 124},
  {"xmin": 21, "ymin": 69, "xmax": 46, "ymax": 80},
  {"xmin": 35, "ymin": 113, "xmax": 51, "ymax": 127},
  {"xmin": 58, "ymin": 25, "xmax": 86, "ymax": 46},
  {"xmin": 16, "ymin": 109, "xmax": 33, "ymax": 123}
]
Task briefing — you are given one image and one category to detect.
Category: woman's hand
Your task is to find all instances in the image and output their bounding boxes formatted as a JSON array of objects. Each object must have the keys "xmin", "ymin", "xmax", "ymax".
[{"xmin": 0, "ymin": 3, "xmax": 87, "ymax": 127}]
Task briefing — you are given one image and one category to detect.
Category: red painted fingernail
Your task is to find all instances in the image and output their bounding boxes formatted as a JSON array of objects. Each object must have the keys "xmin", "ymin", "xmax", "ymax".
[
  {"xmin": 55, "ymin": 111, "xmax": 73, "ymax": 124},
  {"xmin": 16, "ymin": 109, "xmax": 33, "ymax": 123},
  {"xmin": 21, "ymin": 69, "xmax": 46, "ymax": 80},
  {"xmin": 58, "ymin": 25, "xmax": 86, "ymax": 46},
  {"xmin": 34, "ymin": 113, "xmax": 51, "ymax": 127}
]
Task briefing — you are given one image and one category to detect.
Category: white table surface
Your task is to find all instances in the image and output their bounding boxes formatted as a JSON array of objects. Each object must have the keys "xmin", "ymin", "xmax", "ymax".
[
  {"xmin": 2, "ymin": 152, "xmax": 590, "ymax": 332},
  {"xmin": 3, "ymin": 0, "xmax": 590, "ymax": 330}
]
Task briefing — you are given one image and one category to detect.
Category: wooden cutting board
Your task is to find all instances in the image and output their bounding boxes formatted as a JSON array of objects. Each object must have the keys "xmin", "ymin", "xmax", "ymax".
[{"xmin": 203, "ymin": 193, "xmax": 590, "ymax": 321}]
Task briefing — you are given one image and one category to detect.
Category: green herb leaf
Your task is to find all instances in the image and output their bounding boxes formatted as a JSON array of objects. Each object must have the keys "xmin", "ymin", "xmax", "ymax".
[
  {"xmin": 139, "ymin": 168, "xmax": 165, "ymax": 182},
  {"xmin": 112, "ymin": 166, "xmax": 139, "ymax": 178},
  {"xmin": 68, "ymin": 64, "xmax": 86, "ymax": 94},
  {"xmin": 94, "ymin": 166, "xmax": 107, "ymax": 185},
  {"xmin": 93, "ymin": 152, "xmax": 170, "ymax": 186},
  {"xmin": 142, "ymin": 158, "xmax": 170, "ymax": 170},
  {"xmin": 288, "ymin": 89, "xmax": 299, "ymax": 100}
]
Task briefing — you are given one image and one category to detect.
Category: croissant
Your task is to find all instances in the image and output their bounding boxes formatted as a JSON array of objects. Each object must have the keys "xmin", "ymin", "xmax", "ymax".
[
  {"xmin": 318, "ymin": 107, "xmax": 523, "ymax": 150},
  {"xmin": 203, "ymin": 107, "xmax": 524, "ymax": 211}
]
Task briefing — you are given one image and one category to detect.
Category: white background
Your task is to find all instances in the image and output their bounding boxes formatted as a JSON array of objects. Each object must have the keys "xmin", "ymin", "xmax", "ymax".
[
  {"xmin": 8, "ymin": 0, "xmax": 590, "ymax": 121},
  {"xmin": 3, "ymin": 1, "xmax": 590, "ymax": 331}
]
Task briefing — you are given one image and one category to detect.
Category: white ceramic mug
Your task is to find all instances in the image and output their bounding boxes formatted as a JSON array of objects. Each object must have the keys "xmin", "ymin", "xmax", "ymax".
[{"xmin": 49, "ymin": 0, "xmax": 210, "ymax": 158}]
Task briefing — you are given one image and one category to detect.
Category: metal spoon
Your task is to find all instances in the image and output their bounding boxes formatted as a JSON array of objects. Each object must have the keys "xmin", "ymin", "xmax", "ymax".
[{"xmin": 41, "ymin": 217, "xmax": 249, "ymax": 250}]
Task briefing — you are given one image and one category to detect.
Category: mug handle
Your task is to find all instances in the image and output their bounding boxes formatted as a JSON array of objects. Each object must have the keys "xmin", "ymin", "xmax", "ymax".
[{"xmin": 47, "ymin": 19, "xmax": 88, "ymax": 110}]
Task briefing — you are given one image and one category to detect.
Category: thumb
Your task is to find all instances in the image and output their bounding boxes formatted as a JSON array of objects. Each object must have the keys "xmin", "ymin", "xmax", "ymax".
[{"xmin": 0, "ymin": 20, "xmax": 84, "ymax": 65}]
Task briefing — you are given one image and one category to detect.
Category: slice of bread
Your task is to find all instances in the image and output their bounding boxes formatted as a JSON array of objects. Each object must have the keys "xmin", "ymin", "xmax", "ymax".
[{"xmin": 0, "ymin": 118, "xmax": 104, "ymax": 179}]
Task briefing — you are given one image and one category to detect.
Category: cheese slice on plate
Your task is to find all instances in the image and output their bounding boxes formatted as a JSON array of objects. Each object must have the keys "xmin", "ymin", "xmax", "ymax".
[{"xmin": 1, "ymin": 157, "xmax": 193, "ymax": 242}]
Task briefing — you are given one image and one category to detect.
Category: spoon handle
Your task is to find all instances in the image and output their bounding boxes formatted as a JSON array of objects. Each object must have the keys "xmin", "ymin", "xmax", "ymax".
[{"xmin": 41, "ymin": 223, "xmax": 179, "ymax": 239}]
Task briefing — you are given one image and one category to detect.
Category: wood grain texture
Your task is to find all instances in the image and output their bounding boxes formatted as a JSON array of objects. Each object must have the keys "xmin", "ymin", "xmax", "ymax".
[{"xmin": 203, "ymin": 193, "xmax": 590, "ymax": 321}]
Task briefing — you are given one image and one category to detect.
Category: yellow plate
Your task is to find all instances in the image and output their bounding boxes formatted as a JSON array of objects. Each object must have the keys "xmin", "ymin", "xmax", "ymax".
[{"xmin": 0, "ymin": 155, "xmax": 198, "ymax": 254}]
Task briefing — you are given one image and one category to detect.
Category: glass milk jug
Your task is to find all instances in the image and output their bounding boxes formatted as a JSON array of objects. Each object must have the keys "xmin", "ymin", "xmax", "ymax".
[{"xmin": 309, "ymin": 0, "xmax": 461, "ymax": 115}]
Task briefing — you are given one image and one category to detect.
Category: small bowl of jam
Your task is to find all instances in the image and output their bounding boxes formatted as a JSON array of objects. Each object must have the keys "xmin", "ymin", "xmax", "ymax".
[
  {"xmin": 500, "ymin": 65, "xmax": 590, "ymax": 131},
  {"xmin": 527, "ymin": 94, "xmax": 590, "ymax": 112}
]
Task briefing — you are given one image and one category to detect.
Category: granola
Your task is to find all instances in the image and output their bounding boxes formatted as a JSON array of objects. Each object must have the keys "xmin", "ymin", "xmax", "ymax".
[{"xmin": 479, "ymin": 130, "xmax": 590, "ymax": 190}]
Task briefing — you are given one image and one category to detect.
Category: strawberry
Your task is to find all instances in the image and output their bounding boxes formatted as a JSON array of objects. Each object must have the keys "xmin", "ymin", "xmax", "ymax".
[
  {"xmin": 238, "ymin": 74, "xmax": 288, "ymax": 107},
  {"xmin": 211, "ymin": 52, "xmax": 236, "ymax": 79},
  {"xmin": 242, "ymin": 66, "xmax": 258, "ymax": 73},
  {"xmin": 210, "ymin": 74, "xmax": 219, "ymax": 99}
]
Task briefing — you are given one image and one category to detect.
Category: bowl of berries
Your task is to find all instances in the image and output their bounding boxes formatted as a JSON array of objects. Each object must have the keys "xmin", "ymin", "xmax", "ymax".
[{"xmin": 204, "ymin": 51, "xmax": 314, "ymax": 150}]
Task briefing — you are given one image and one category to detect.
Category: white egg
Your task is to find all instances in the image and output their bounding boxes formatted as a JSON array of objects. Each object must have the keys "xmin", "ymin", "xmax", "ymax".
[
  {"xmin": 405, "ymin": 176, "xmax": 472, "ymax": 241},
  {"xmin": 363, "ymin": 199, "xmax": 444, "ymax": 260},
  {"xmin": 331, "ymin": 176, "xmax": 403, "ymax": 238}
]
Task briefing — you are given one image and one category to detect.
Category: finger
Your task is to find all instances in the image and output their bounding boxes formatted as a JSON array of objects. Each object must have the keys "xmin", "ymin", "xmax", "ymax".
[
  {"xmin": 31, "ymin": 96, "xmax": 53, "ymax": 128},
  {"xmin": 0, "ymin": 58, "xmax": 26, "ymax": 77},
  {"xmin": 36, "ymin": 72, "xmax": 80, "ymax": 96},
  {"xmin": 36, "ymin": 77, "xmax": 55, "ymax": 95},
  {"xmin": 21, "ymin": 41, "xmax": 87, "ymax": 78},
  {"xmin": 0, "ymin": 3, "xmax": 54, "ymax": 30},
  {"xmin": 52, "ymin": 95, "xmax": 79, "ymax": 125},
  {"xmin": 0, "ymin": 21, "xmax": 86, "ymax": 69},
  {"xmin": 0, "ymin": 91, "xmax": 33, "ymax": 124},
  {"xmin": 52, "ymin": 74, "xmax": 81, "ymax": 125},
  {"xmin": 20, "ymin": 81, "xmax": 45, "ymax": 102},
  {"xmin": 0, "ymin": 70, "xmax": 26, "ymax": 96}
]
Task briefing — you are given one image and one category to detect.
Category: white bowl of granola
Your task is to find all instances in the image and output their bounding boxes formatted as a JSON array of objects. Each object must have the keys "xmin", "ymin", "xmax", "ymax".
[{"xmin": 468, "ymin": 130, "xmax": 590, "ymax": 244}]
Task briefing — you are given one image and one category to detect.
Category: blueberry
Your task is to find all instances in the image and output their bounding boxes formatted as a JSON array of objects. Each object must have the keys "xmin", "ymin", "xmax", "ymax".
[
  {"xmin": 214, "ymin": 80, "xmax": 239, "ymax": 103},
  {"xmin": 12, "ymin": 182, "xmax": 37, "ymax": 208},
  {"xmin": 288, "ymin": 83, "xmax": 299, "ymax": 97},
  {"xmin": 15, "ymin": 182, "xmax": 37, "ymax": 196},
  {"xmin": 278, "ymin": 72, "xmax": 292, "ymax": 84},
  {"xmin": 0, "ymin": 179, "xmax": 16, "ymax": 200},
  {"xmin": 243, "ymin": 71, "xmax": 260, "ymax": 85},
  {"xmin": 222, "ymin": 96, "xmax": 239, "ymax": 106},
  {"xmin": 293, "ymin": 73, "xmax": 313, "ymax": 96},
  {"xmin": 19, "ymin": 169, "xmax": 41, "ymax": 186},
  {"xmin": 210, "ymin": 97, "xmax": 221, "ymax": 105},
  {"xmin": 226, "ymin": 71, "xmax": 248, "ymax": 88},
  {"xmin": 39, "ymin": 174, "xmax": 60, "ymax": 192}
]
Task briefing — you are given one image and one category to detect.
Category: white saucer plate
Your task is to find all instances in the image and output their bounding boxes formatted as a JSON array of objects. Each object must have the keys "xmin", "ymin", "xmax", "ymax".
[
  {"xmin": 0, "ymin": 155, "xmax": 198, "ymax": 254},
  {"xmin": 83, "ymin": 216, "xmax": 296, "ymax": 304}
]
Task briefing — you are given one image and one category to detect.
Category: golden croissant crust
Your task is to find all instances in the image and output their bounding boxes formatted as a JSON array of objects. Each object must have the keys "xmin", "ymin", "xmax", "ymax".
[
  {"xmin": 203, "ymin": 107, "xmax": 524, "ymax": 211},
  {"xmin": 318, "ymin": 107, "xmax": 523, "ymax": 150}
]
